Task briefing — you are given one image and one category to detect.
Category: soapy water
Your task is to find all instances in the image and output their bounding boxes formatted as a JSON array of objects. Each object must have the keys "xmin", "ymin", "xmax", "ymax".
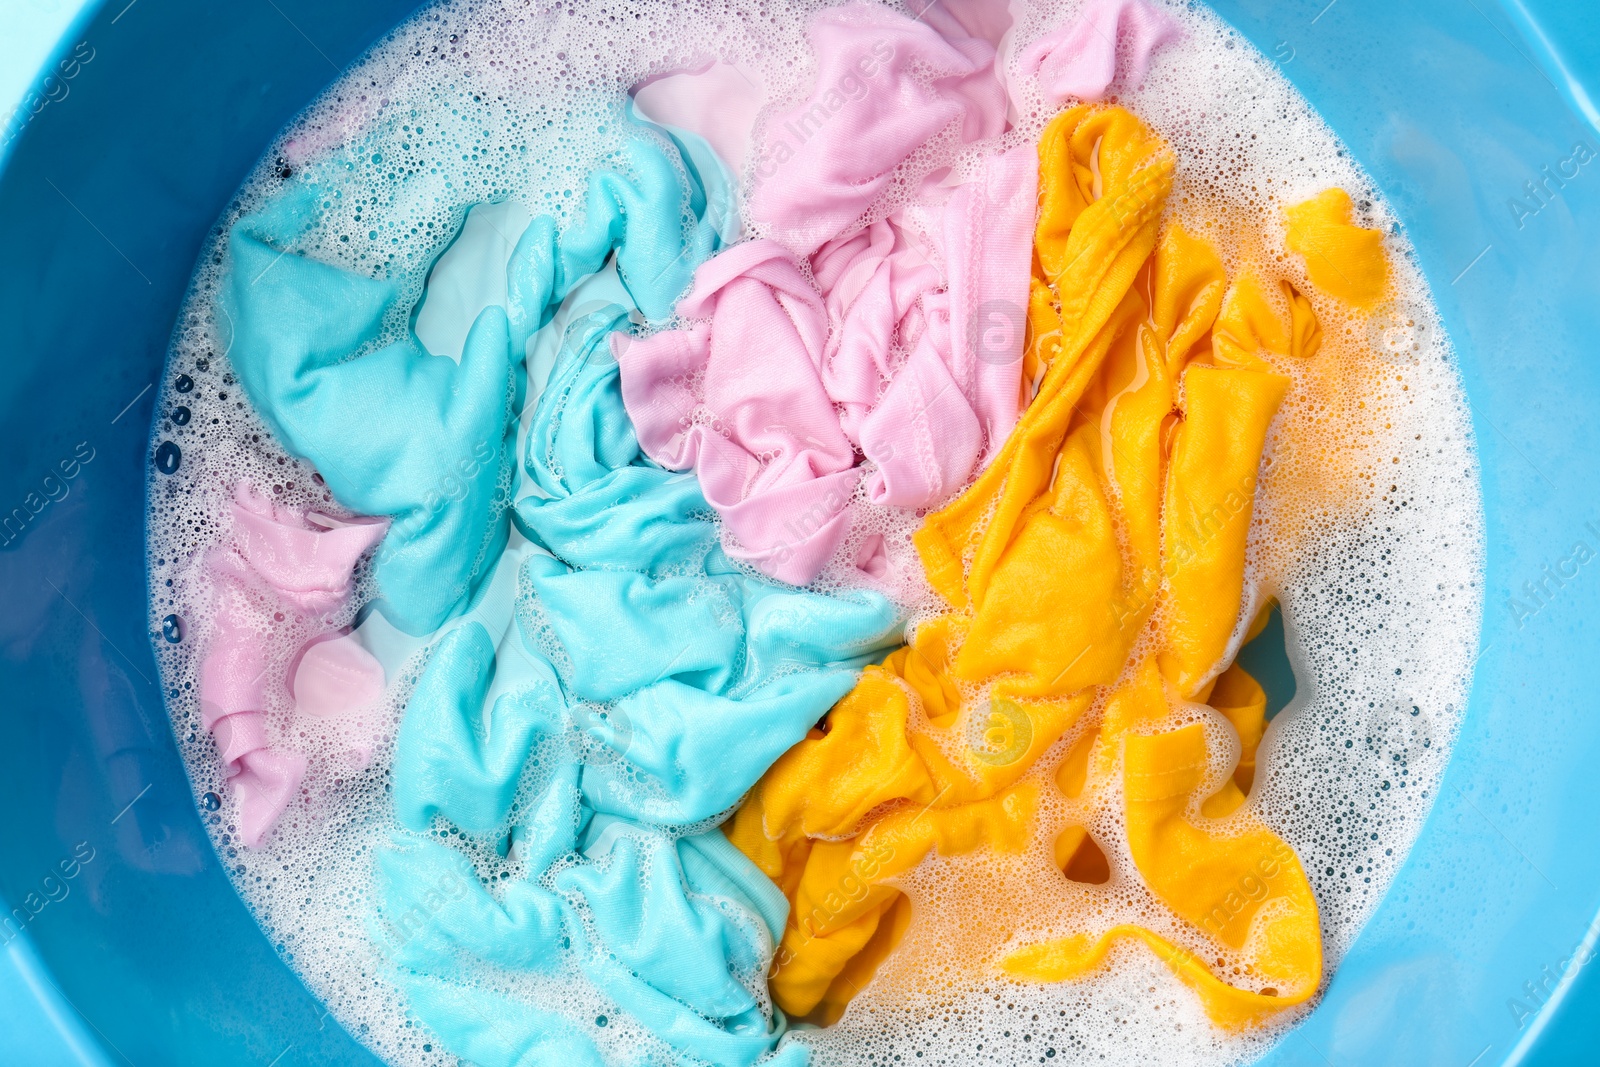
[{"xmin": 143, "ymin": 0, "xmax": 1483, "ymax": 1063}]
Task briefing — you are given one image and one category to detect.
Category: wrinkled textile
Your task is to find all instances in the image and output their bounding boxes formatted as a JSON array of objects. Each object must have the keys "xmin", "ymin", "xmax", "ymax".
[
  {"xmin": 730, "ymin": 105, "xmax": 1330, "ymax": 1028},
  {"xmin": 631, "ymin": 61, "xmax": 767, "ymax": 176},
  {"xmin": 199, "ymin": 483, "xmax": 386, "ymax": 846},
  {"xmin": 374, "ymin": 806, "xmax": 813, "ymax": 1067},
  {"xmin": 747, "ymin": 3, "xmax": 1008, "ymax": 256},
  {"xmin": 1284, "ymin": 187, "xmax": 1390, "ymax": 309},
  {"xmin": 370, "ymin": 262, "xmax": 900, "ymax": 1066},
  {"xmin": 227, "ymin": 111, "xmax": 897, "ymax": 1062},
  {"xmin": 618, "ymin": 5, "xmax": 1034, "ymax": 586},
  {"xmin": 1019, "ymin": 0, "xmax": 1182, "ymax": 105},
  {"xmin": 223, "ymin": 118, "xmax": 730, "ymax": 635}
]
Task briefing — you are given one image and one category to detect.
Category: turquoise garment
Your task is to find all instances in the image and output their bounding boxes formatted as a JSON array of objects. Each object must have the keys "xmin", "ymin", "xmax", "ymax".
[
  {"xmin": 377, "ymin": 268, "xmax": 899, "ymax": 1065},
  {"xmin": 390, "ymin": 620, "xmax": 561, "ymax": 837},
  {"xmin": 332, "ymin": 130, "xmax": 901, "ymax": 1065},
  {"xmin": 509, "ymin": 295, "xmax": 899, "ymax": 826},
  {"xmin": 222, "ymin": 119, "xmax": 729, "ymax": 635},
  {"xmin": 395, "ymin": 974, "xmax": 611, "ymax": 1067}
]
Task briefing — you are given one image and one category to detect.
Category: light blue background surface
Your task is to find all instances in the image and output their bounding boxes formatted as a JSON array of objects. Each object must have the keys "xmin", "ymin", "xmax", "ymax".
[
  {"xmin": 2, "ymin": 10, "xmax": 115, "ymax": 1065},
  {"xmin": 0, "ymin": 0, "xmax": 1595, "ymax": 1065},
  {"xmin": 0, "ymin": 0, "xmax": 92, "ymax": 112}
]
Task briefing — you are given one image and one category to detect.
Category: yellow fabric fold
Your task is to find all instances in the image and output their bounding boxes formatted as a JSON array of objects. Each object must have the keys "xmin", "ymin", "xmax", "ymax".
[
  {"xmin": 1205, "ymin": 659, "xmax": 1269, "ymax": 805},
  {"xmin": 1159, "ymin": 360, "xmax": 1288, "ymax": 697},
  {"xmin": 744, "ymin": 783, "xmax": 1039, "ymax": 1020},
  {"xmin": 1006, "ymin": 723, "xmax": 1321, "ymax": 1028},
  {"xmin": 1283, "ymin": 187, "xmax": 1389, "ymax": 309},
  {"xmin": 921, "ymin": 104, "xmax": 1174, "ymax": 613},
  {"xmin": 999, "ymin": 920, "xmax": 1311, "ymax": 1030},
  {"xmin": 1151, "ymin": 222, "xmax": 1227, "ymax": 377},
  {"xmin": 733, "ymin": 103, "xmax": 1334, "ymax": 1031}
]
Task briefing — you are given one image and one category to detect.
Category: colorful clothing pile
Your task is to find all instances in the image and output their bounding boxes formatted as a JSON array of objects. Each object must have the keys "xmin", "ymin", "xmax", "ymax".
[{"xmin": 203, "ymin": 1, "xmax": 1396, "ymax": 1062}]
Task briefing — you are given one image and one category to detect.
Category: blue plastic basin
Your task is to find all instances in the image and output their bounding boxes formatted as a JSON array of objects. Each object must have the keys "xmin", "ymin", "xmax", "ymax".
[{"xmin": 0, "ymin": 1, "xmax": 1595, "ymax": 1063}]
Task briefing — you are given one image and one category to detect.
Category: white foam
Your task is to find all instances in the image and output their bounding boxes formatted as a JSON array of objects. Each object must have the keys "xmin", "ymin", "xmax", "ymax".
[{"xmin": 145, "ymin": 1, "xmax": 1484, "ymax": 1065}]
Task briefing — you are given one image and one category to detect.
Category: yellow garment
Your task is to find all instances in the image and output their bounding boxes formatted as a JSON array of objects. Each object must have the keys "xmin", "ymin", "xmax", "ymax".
[
  {"xmin": 1005, "ymin": 724, "xmax": 1321, "ymax": 1031},
  {"xmin": 733, "ymin": 104, "xmax": 1335, "ymax": 1030},
  {"xmin": 1283, "ymin": 187, "xmax": 1389, "ymax": 309},
  {"xmin": 1206, "ymin": 657, "xmax": 1269, "ymax": 804},
  {"xmin": 1158, "ymin": 353, "xmax": 1288, "ymax": 697},
  {"xmin": 731, "ymin": 782, "xmax": 1038, "ymax": 1020}
]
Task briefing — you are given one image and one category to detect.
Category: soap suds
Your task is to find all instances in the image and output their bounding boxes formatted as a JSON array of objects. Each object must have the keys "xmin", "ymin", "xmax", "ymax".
[{"xmin": 145, "ymin": 1, "xmax": 1484, "ymax": 1064}]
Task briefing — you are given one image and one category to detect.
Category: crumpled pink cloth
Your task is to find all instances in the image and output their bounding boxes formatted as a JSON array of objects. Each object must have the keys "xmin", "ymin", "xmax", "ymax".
[
  {"xmin": 1019, "ymin": 0, "xmax": 1182, "ymax": 105},
  {"xmin": 747, "ymin": 2, "xmax": 1008, "ymax": 257},
  {"xmin": 199, "ymin": 484, "xmax": 386, "ymax": 846},
  {"xmin": 615, "ymin": 1, "xmax": 1186, "ymax": 586},
  {"xmin": 906, "ymin": 0, "xmax": 1013, "ymax": 51},
  {"xmin": 631, "ymin": 60, "xmax": 767, "ymax": 175},
  {"xmin": 618, "ymin": 4, "xmax": 1033, "ymax": 586}
]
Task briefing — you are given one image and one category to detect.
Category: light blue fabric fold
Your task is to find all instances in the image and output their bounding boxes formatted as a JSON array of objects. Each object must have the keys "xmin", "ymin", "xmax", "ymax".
[
  {"xmin": 504, "ymin": 121, "xmax": 734, "ymax": 353},
  {"xmin": 378, "ymin": 617, "xmax": 809, "ymax": 1065},
  {"xmin": 374, "ymin": 267, "xmax": 901, "ymax": 1063},
  {"xmin": 525, "ymin": 559, "xmax": 746, "ymax": 703},
  {"xmin": 563, "ymin": 823, "xmax": 763, "ymax": 1021},
  {"xmin": 392, "ymin": 620, "xmax": 566, "ymax": 836},
  {"xmin": 506, "ymin": 264, "xmax": 903, "ymax": 827},
  {"xmin": 385, "ymin": 974, "xmax": 612, "ymax": 1067},
  {"xmin": 236, "ymin": 113, "xmax": 901, "ymax": 1067},
  {"xmin": 222, "ymin": 119, "xmax": 726, "ymax": 636},
  {"xmin": 224, "ymin": 196, "xmax": 518, "ymax": 636},
  {"xmin": 374, "ymin": 814, "xmax": 801, "ymax": 1067}
]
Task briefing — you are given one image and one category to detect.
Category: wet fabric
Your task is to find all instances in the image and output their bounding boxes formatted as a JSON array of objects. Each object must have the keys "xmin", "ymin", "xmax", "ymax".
[
  {"xmin": 618, "ymin": 4, "xmax": 1034, "ymax": 586},
  {"xmin": 729, "ymin": 104, "xmax": 1328, "ymax": 1028},
  {"xmin": 630, "ymin": 61, "xmax": 768, "ymax": 177},
  {"xmin": 226, "ymin": 111, "xmax": 897, "ymax": 1063},
  {"xmin": 370, "ymin": 262, "xmax": 901, "ymax": 1066},
  {"xmin": 618, "ymin": 149, "xmax": 1035, "ymax": 585},
  {"xmin": 223, "ymin": 118, "xmax": 731, "ymax": 636},
  {"xmin": 1284, "ymin": 187, "xmax": 1390, "ymax": 309},
  {"xmin": 1018, "ymin": 0, "xmax": 1182, "ymax": 106},
  {"xmin": 198, "ymin": 483, "xmax": 386, "ymax": 846},
  {"xmin": 206, "ymin": 12, "xmax": 1366, "ymax": 1048},
  {"xmin": 746, "ymin": 2, "xmax": 1008, "ymax": 257}
]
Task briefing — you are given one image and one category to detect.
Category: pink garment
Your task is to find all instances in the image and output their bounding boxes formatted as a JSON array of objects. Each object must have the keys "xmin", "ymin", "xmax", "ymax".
[
  {"xmin": 618, "ymin": 142, "xmax": 1036, "ymax": 586},
  {"xmin": 1018, "ymin": 0, "xmax": 1182, "ymax": 105},
  {"xmin": 631, "ymin": 60, "xmax": 767, "ymax": 175},
  {"xmin": 905, "ymin": 0, "xmax": 1014, "ymax": 50},
  {"xmin": 286, "ymin": 630, "xmax": 389, "ymax": 768},
  {"xmin": 199, "ymin": 485, "xmax": 386, "ymax": 846},
  {"xmin": 747, "ymin": 3, "xmax": 1008, "ymax": 256},
  {"xmin": 281, "ymin": 98, "xmax": 382, "ymax": 167}
]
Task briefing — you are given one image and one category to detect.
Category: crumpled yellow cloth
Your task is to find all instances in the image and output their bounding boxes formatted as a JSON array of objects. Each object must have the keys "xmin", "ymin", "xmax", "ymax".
[
  {"xmin": 730, "ymin": 104, "xmax": 1383, "ymax": 1029},
  {"xmin": 1284, "ymin": 187, "xmax": 1389, "ymax": 309}
]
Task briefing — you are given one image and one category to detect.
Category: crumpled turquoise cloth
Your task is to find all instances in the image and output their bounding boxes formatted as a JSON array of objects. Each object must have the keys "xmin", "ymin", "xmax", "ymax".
[
  {"xmin": 509, "ymin": 290, "xmax": 901, "ymax": 827},
  {"xmin": 226, "ymin": 115, "xmax": 899, "ymax": 1065},
  {"xmin": 374, "ymin": 265, "xmax": 899, "ymax": 1065},
  {"xmin": 222, "ymin": 116, "xmax": 734, "ymax": 636}
]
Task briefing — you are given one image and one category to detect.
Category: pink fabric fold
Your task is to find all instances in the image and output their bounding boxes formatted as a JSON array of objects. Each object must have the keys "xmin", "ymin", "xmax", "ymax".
[
  {"xmin": 1019, "ymin": 0, "xmax": 1182, "ymax": 105},
  {"xmin": 619, "ymin": 141, "xmax": 1036, "ymax": 586},
  {"xmin": 198, "ymin": 484, "xmax": 387, "ymax": 846},
  {"xmin": 621, "ymin": 0, "xmax": 1187, "ymax": 587},
  {"xmin": 288, "ymin": 630, "xmax": 388, "ymax": 767},
  {"xmin": 631, "ymin": 60, "xmax": 767, "ymax": 175},
  {"xmin": 748, "ymin": 2, "xmax": 1008, "ymax": 256},
  {"xmin": 231, "ymin": 489, "xmax": 390, "ymax": 614},
  {"xmin": 906, "ymin": 0, "xmax": 1014, "ymax": 50}
]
